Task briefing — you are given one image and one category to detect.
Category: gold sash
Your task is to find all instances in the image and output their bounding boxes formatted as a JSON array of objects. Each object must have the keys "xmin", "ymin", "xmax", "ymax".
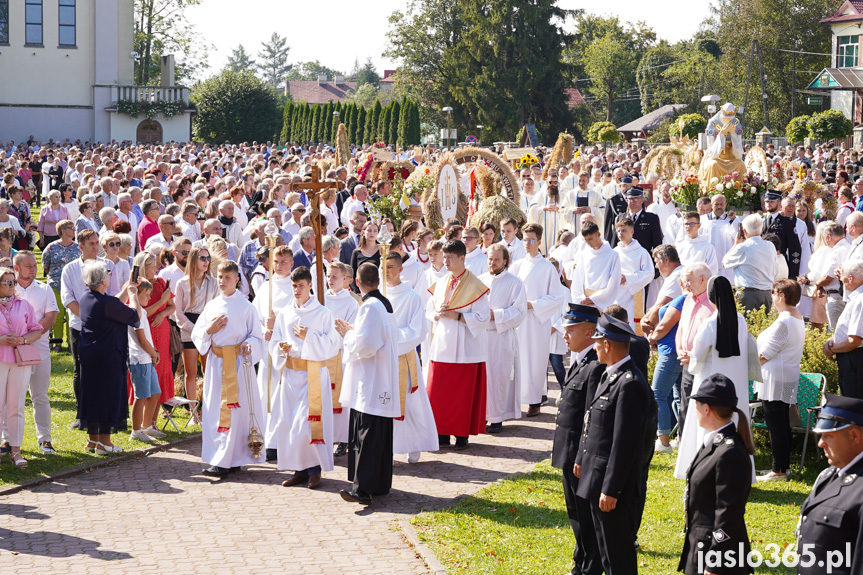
[
  {"xmin": 633, "ymin": 288, "xmax": 645, "ymax": 337},
  {"xmin": 285, "ymin": 354, "xmax": 340, "ymax": 444},
  {"xmin": 397, "ymin": 351, "xmax": 419, "ymax": 421},
  {"xmin": 428, "ymin": 269, "xmax": 489, "ymax": 311},
  {"xmin": 211, "ymin": 343, "xmax": 243, "ymax": 432}
]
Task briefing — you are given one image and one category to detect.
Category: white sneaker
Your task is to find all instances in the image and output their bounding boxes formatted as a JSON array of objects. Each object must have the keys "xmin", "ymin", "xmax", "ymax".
[
  {"xmin": 408, "ymin": 451, "xmax": 421, "ymax": 464},
  {"xmin": 143, "ymin": 426, "xmax": 166, "ymax": 439},
  {"xmin": 669, "ymin": 438, "xmax": 680, "ymax": 449},
  {"xmin": 130, "ymin": 429, "xmax": 155, "ymax": 443},
  {"xmin": 654, "ymin": 439, "xmax": 673, "ymax": 454}
]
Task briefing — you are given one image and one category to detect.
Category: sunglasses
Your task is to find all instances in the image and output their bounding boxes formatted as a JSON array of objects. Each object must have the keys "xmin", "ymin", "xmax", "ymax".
[
  {"xmin": 106, "ymin": 241, "xmax": 120, "ymax": 248},
  {"xmin": 0, "ymin": 279, "xmax": 17, "ymax": 287},
  {"xmin": 179, "ymin": 250, "xmax": 190, "ymax": 256},
  {"xmin": 198, "ymin": 256, "xmax": 212, "ymax": 261}
]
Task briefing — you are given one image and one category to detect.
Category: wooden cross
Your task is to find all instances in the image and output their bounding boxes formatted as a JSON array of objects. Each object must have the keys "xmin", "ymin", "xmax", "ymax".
[{"xmin": 292, "ymin": 166, "xmax": 337, "ymax": 304}]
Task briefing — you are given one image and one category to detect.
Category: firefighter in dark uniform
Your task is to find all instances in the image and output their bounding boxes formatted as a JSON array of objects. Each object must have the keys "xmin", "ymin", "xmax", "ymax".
[
  {"xmin": 678, "ymin": 374, "xmax": 755, "ymax": 575},
  {"xmin": 552, "ymin": 303, "xmax": 605, "ymax": 575},
  {"xmin": 796, "ymin": 393, "xmax": 863, "ymax": 575},
  {"xmin": 603, "ymin": 176, "xmax": 631, "ymax": 245},
  {"xmin": 574, "ymin": 314, "xmax": 651, "ymax": 575},
  {"xmin": 762, "ymin": 190, "xmax": 802, "ymax": 278}
]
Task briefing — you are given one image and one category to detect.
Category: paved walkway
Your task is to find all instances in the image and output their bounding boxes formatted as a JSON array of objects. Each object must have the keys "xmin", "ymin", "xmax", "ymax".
[{"xmin": 0, "ymin": 389, "xmax": 559, "ymax": 574}]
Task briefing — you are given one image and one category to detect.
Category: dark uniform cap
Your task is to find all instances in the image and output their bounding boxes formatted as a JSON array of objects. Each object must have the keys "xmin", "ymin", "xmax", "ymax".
[
  {"xmin": 624, "ymin": 187, "xmax": 644, "ymax": 198},
  {"xmin": 813, "ymin": 393, "xmax": 863, "ymax": 433},
  {"xmin": 764, "ymin": 190, "xmax": 782, "ymax": 201},
  {"xmin": 690, "ymin": 373, "xmax": 739, "ymax": 407},
  {"xmin": 563, "ymin": 303, "xmax": 601, "ymax": 326},
  {"xmin": 620, "ymin": 176, "xmax": 633, "ymax": 184},
  {"xmin": 590, "ymin": 313, "xmax": 635, "ymax": 342}
]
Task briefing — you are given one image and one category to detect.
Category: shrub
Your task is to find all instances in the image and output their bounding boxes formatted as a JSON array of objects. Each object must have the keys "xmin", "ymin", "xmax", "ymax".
[
  {"xmin": 808, "ymin": 109, "xmax": 853, "ymax": 141},
  {"xmin": 586, "ymin": 121, "xmax": 620, "ymax": 144},
  {"xmin": 191, "ymin": 70, "xmax": 282, "ymax": 144},
  {"xmin": 785, "ymin": 115, "xmax": 811, "ymax": 144},
  {"xmin": 668, "ymin": 113, "xmax": 707, "ymax": 140}
]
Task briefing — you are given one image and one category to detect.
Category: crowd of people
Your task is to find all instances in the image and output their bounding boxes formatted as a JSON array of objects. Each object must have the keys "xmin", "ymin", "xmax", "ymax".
[{"xmin": 0, "ymin": 136, "xmax": 862, "ymax": 574}]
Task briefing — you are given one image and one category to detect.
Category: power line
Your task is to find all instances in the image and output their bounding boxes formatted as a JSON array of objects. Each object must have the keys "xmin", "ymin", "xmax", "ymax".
[{"xmin": 771, "ymin": 47, "xmax": 832, "ymax": 57}]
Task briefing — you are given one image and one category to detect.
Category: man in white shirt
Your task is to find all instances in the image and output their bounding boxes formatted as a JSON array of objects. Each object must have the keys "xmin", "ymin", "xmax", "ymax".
[
  {"xmin": 282, "ymin": 202, "xmax": 305, "ymax": 238},
  {"xmin": 813, "ymin": 222, "xmax": 850, "ymax": 331},
  {"xmin": 825, "ymin": 260, "xmax": 863, "ymax": 399},
  {"xmin": 640, "ymin": 244, "xmax": 683, "ymax": 334},
  {"xmin": 145, "ymin": 215, "xmax": 176, "ymax": 257},
  {"xmin": 116, "ymin": 192, "xmax": 140, "ymax": 250},
  {"xmin": 496, "ymin": 218, "xmax": 526, "ymax": 263},
  {"xmin": 677, "ymin": 212, "xmax": 719, "ymax": 276},
  {"xmin": 646, "ymin": 179, "xmax": 678, "ymax": 241},
  {"xmin": 340, "ymin": 184, "xmax": 371, "ymax": 225},
  {"xmin": 12, "ymin": 252, "xmax": 58, "ymax": 454},
  {"xmin": 722, "ymin": 214, "xmax": 776, "ymax": 313},
  {"xmin": 178, "ymin": 203, "xmax": 201, "ymax": 243}
]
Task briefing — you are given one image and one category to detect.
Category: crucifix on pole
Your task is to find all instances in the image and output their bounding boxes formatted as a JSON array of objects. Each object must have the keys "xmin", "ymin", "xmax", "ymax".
[{"xmin": 292, "ymin": 166, "xmax": 336, "ymax": 304}]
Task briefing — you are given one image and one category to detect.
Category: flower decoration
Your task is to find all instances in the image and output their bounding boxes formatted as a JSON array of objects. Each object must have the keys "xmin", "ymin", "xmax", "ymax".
[{"xmin": 669, "ymin": 173, "xmax": 701, "ymax": 206}]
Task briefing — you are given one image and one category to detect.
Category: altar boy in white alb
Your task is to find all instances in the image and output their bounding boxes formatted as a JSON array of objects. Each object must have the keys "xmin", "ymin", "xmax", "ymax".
[
  {"xmin": 480, "ymin": 244, "xmax": 527, "ymax": 433},
  {"xmin": 509, "ymin": 223, "xmax": 565, "ymax": 416},
  {"xmin": 337, "ymin": 263, "xmax": 400, "ymax": 505},
  {"xmin": 324, "ymin": 261, "xmax": 360, "ymax": 456},
  {"xmin": 191, "ymin": 261, "xmax": 265, "ymax": 479},
  {"xmin": 612, "ymin": 216, "xmax": 654, "ymax": 332},
  {"xmin": 570, "ymin": 221, "xmax": 622, "ymax": 311},
  {"xmin": 270, "ymin": 266, "xmax": 341, "ymax": 490},
  {"xmin": 384, "ymin": 253, "xmax": 439, "ymax": 463}
]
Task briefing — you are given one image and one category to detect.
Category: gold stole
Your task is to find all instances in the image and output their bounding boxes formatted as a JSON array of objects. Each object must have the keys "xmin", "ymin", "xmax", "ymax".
[
  {"xmin": 428, "ymin": 269, "xmax": 489, "ymax": 311},
  {"xmin": 285, "ymin": 354, "xmax": 341, "ymax": 444},
  {"xmin": 211, "ymin": 343, "xmax": 243, "ymax": 432},
  {"xmin": 396, "ymin": 352, "xmax": 418, "ymax": 421}
]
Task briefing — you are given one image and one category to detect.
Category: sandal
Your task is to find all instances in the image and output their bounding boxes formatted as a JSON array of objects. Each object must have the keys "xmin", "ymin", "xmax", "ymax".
[
  {"xmin": 85, "ymin": 442, "xmax": 97, "ymax": 453},
  {"xmin": 11, "ymin": 452, "xmax": 27, "ymax": 467}
]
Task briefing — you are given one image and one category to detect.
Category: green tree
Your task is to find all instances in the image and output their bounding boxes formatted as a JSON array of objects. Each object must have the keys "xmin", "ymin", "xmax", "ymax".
[
  {"xmin": 389, "ymin": 100, "xmax": 401, "ymax": 147},
  {"xmin": 809, "ymin": 109, "xmax": 853, "ymax": 141},
  {"xmin": 191, "ymin": 70, "xmax": 281, "ymax": 143},
  {"xmin": 369, "ymin": 100, "xmax": 383, "ymax": 143},
  {"xmin": 785, "ymin": 115, "xmax": 811, "ymax": 144},
  {"xmin": 280, "ymin": 101, "xmax": 294, "ymax": 141},
  {"xmin": 584, "ymin": 33, "xmax": 637, "ymax": 122},
  {"xmin": 712, "ymin": 0, "xmax": 838, "ymax": 136},
  {"xmin": 587, "ymin": 121, "xmax": 620, "ymax": 143},
  {"xmin": 356, "ymin": 58, "xmax": 381, "ymax": 87},
  {"xmin": 257, "ymin": 32, "xmax": 292, "ymax": 89},
  {"xmin": 226, "ymin": 44, "xmax": 256, "ymax": 74},
  {"xmin": 346, "ymin": 83, "xmax": 379, "ymax": 110},
  {"xmin": 134, "ymin": 0, "xmax": 209, "ymax": 85},
  {"xmin": 310, "ymin": 105, "xmax": 320, "ymax": 143},
  {"xmin": 668, "ymin": 113, "xmax": 707, "ymax": 139},
  {"xmin": 289, "ymin": 104, "xmax": 300, "ymax": 142},
  {"xmin": 356, "ymin": 106, "xmax": 367, "ymax": 145},
  {"xmin": 379, "ymin": 103, "xmax": 392, "ymax": 144},
  {"xmin": 322, "ymin": 102, "xmax": 333, "ymax": 143},
  {"xmin": 285, "ymin": 61, "xmax": 343, "ymax": 81}
]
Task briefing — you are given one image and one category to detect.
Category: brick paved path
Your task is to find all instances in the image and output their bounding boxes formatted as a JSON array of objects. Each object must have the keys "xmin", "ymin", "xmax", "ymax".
[{"xmin": 0, "ymin": 389, "xmax": 559, "ymax": 574}]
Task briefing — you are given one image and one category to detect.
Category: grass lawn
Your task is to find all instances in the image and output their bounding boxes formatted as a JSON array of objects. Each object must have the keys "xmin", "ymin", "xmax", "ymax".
[{"xmin": 412, "ymin": 449, "xmax": 820, "ymax": 575}]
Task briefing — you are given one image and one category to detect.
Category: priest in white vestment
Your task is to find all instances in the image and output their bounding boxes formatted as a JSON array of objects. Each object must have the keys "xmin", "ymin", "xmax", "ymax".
[
  {"xmin": 527, "ymin": 177, "xmax": 573, "ymax": 255},
  {"xmin": 480, "ymin": 245, "xmax": 528, "ymax": 432},
  {"xmin": 425, "ymin": 239, "xmax": 490, "ymax": 450},
  {"xmin": 269, "ymin": 266, "xmax": 340, "ymax": 489},
  {"xmin": 384, "ymin": 254, "xmax": 439, "ymax": 463},
  {"xmin": 566, "ymin": 171, "xmax": 604, "ymax": 234},
  {"xmin": 677, "ymin": 212, "xmax": 719, "ymax": 276},
  {"xmin": 463, "ymin": 227, "xmax": 488, "ymax": 277},
  {"xmin": 509, "ymin": 224, "xmax": 566, "ymax": 414},
  {"xmin": 191, "ymin": 261, "xmax": 265, "ymax": 478},
  {"xmin": 337, "ymin": 262, "xmax": 400, "ymax": 504},
  {"xmin": 570, "ymin": 221, "xmax": 622, "ymax": 311},
  {"xmin": 645, "ymin": 180, "xmax": 678, "ymax": 241},
  {"xmin": 613, "ymin": 217, "xmax": 655, "ymax": 332}
]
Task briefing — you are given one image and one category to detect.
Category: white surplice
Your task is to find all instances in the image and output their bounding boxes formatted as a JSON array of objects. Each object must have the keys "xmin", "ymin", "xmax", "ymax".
[
  {"xmin": 324, "ymin": 288, "xmax": 360, "ymax": 443},
  {"xmin": 570, "ymin": 241, "xmax": 622, "ymax": 311},
  {"xmin": 677, "ymin": 235, "xmax": 719, "ymax": 277},
  {"xmin": 388, "ymin": 282, "xmax": 439, "ymax": 454},
  {"xmin": 269, "ymin": 297, "xmax": 340, "ymax": 473},
  {"xmin": 480, "ymin": 270, "xmax": 528, "ymax": 423},
  {"xmin": 465, "ymin": 247, "xmax": 488, "ymax": 277},
  {"xmin": 191, "ymin": 291, "xmax": 265, "ymax": 469},
  {"xmin": 646, "ymin": 199, "xmax": 678, "ymax": 240},
  {"xmin": 510, "ymin": 253, "xmax": 565, "ymax": 404},
  {"xmin": 252, "ymin": 274, "xmax": 294, "ymax": 447},
  {"xmin": 420, "ymin": 265, "xmax": 449, "ymax": 375},
  {"xmin": 340, "ymin": 296, "xmax": 401, "ymax": 418},
  {"xmin": 401, "ymin": 254, "xmax": 428, "ymax": 293},
  {"xmin": 613, "ymin": 239, "xmax": 654, "ymax": 331},
  {"xmin": 497, "ymin": 237, "xmax": 527, "ymax": 263}
]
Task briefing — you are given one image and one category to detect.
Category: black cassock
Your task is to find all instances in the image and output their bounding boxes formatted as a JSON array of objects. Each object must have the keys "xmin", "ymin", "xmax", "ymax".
[{"xmin": 348, "ymin": 409, "xmax": 394, "ymax": 497}]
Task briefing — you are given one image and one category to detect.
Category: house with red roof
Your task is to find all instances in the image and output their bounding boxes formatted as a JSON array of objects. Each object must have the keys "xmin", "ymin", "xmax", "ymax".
[{"xmin": 284, "ymin": 75, "xmax": 357, "ymax": 104}]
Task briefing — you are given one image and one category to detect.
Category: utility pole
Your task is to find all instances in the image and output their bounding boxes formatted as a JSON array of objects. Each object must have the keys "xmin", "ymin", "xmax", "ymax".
[
  {"xmin": 792, "ymin": 51, "xmax": 797, "ymax": 119},
  {"xmin": 758, "ymin": 41, "xmax": 770, "ymax": 131}
]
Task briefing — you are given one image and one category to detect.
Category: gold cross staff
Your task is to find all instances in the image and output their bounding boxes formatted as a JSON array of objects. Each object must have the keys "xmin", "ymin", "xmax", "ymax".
[{"xmin": 292, "ymin": 166, "xmax": 337, "ymax": 304}]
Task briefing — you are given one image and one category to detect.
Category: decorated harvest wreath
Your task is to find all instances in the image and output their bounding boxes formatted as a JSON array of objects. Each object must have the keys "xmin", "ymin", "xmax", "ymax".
[{"xmin": 421, "ymin": 153, "xmax": 468, "ymax": 231}]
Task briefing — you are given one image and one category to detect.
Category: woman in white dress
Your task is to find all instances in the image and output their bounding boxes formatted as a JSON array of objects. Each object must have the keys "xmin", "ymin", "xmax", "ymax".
[
  {"xmin": 755, "ymin": 279, "xmax": 805, "ymax": 482},
  {"xmin": 674, "ymin": 275, "xmax": 753, "ymax": 481}
]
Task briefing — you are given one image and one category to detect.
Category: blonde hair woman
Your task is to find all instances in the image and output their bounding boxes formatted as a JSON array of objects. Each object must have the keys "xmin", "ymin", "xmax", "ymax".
[
  {"xmin": 173, "ymin": 246, "xmax": 218, "ymax": 408},
  {"xmin": 206, "ymin": 236, "xmax": 250, "ymax": 298}
]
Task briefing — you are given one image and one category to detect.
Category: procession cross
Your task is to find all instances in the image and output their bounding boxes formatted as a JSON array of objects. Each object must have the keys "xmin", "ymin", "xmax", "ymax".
[{"xmin": 292, "ymin": 166, "xmax": 337, "ymax": 304}]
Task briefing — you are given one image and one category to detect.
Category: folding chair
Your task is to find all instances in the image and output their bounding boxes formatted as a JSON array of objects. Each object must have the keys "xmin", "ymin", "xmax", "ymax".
[
  {"xmin": 160, "ymin": 397, "xmax": 200, "ymax": 432},
  {"xmin": 749, "ymin": 372, "xmax": 826, "ymax": 469}
]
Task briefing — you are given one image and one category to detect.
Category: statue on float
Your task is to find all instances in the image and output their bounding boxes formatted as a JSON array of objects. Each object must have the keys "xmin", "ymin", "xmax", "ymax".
[{"xmin": 698, "ymin": 103, "xmax": 748, "ymax": 189}]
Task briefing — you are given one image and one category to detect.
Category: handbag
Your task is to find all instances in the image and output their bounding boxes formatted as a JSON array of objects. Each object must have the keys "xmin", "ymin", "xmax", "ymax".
[
  {"xmin": 800, "ymin": 283, "xmax": 817, "ymax": 299},
  {"xmin": 169, "ymin": 321, "xmax": 182, "ymax": 357},
  {"xmin": 14, "ymin": 344, "xmax": 41, "ymax": 367}
]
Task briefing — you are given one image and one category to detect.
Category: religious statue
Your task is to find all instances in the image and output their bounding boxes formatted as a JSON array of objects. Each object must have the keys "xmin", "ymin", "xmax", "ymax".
[{"xmin": 698, "ymin": 103, "xmax": 747, "ymax": 190}]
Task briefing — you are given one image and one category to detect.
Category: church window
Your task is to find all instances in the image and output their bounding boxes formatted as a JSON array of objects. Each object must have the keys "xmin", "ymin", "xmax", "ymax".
[
  {"xmin": 59, "ymin": 0, "xmax": 75, "ymax": 46},
  {"xmin": 24, "ymin": 0, "xmax": 42, "ymax": 45}
]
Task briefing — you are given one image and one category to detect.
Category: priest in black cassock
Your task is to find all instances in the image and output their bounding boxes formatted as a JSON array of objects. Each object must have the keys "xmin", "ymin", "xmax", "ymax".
[{"xmin": 336, "ymin": 263, "xmax": 400, "ymax": 505}]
